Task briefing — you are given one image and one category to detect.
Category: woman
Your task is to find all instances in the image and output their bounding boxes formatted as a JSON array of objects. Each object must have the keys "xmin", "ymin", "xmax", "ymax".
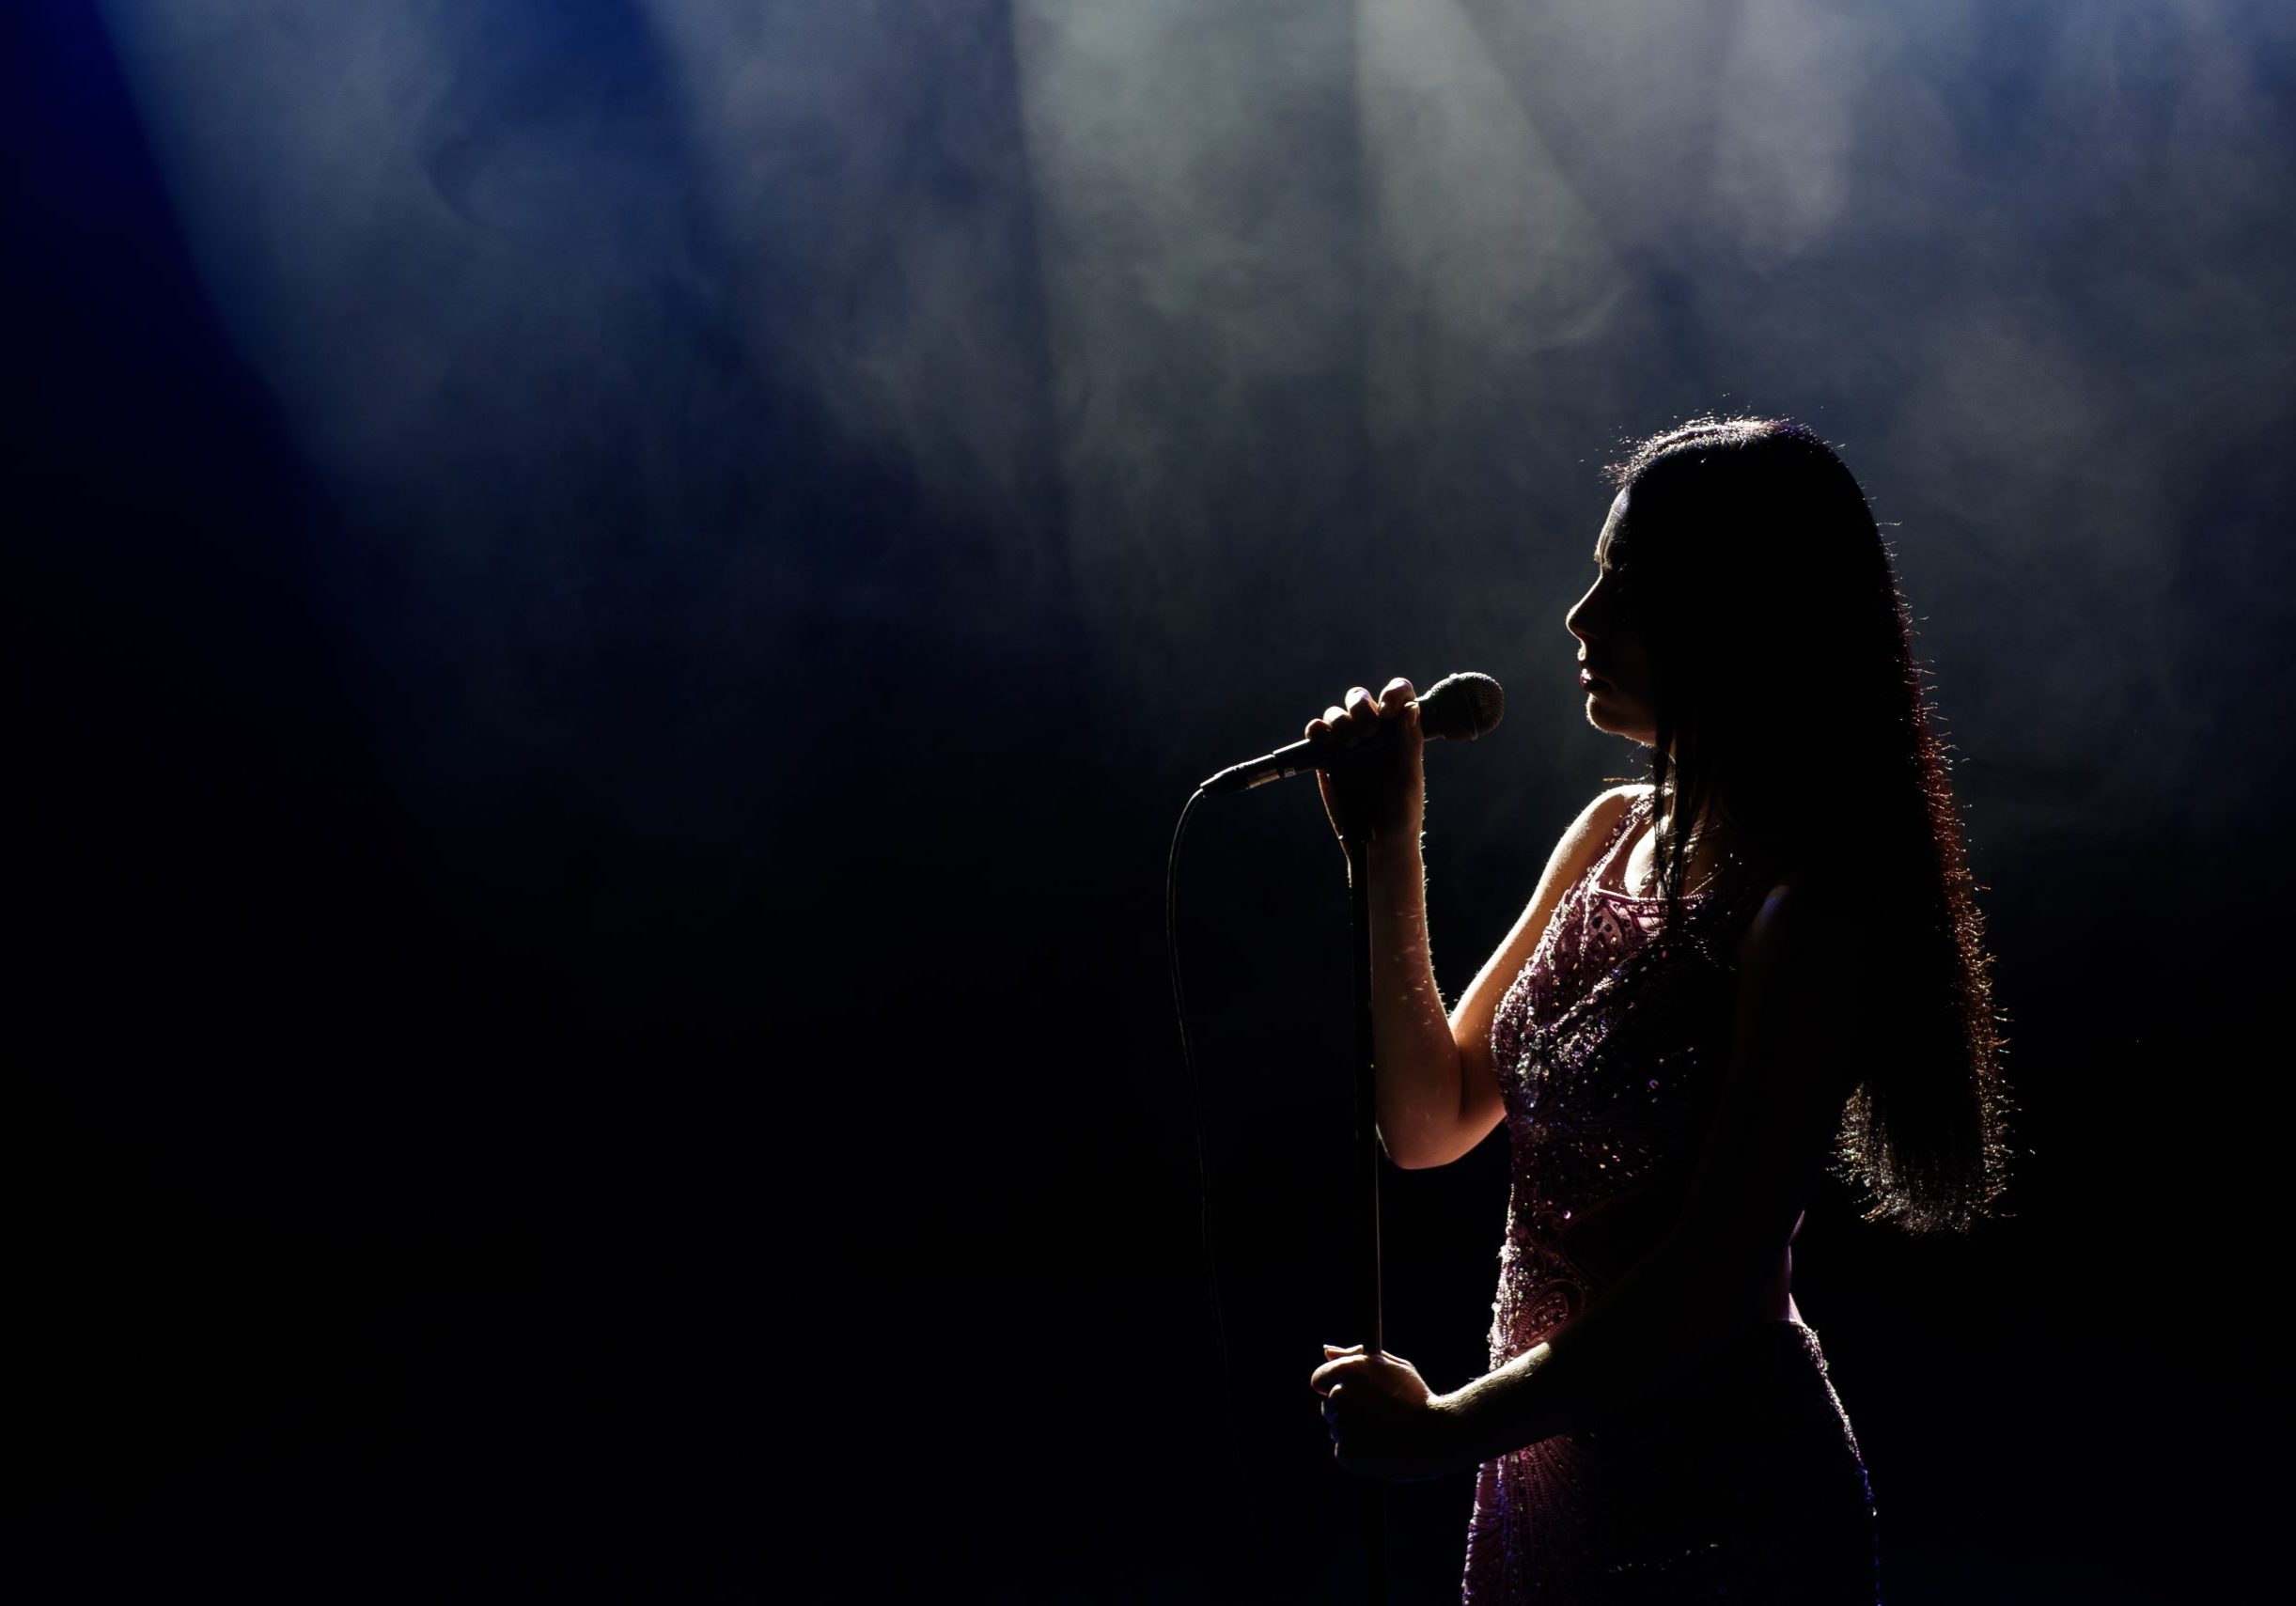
[{"xmin": 1304, "ymin": 416, "xmax": 2013, "ymax": 1601}]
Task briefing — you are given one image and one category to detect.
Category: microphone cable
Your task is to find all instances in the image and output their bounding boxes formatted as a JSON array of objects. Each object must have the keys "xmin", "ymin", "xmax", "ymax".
[{"xmin": 1165, "ymin": 784, "xmax": 1252, "ymax": 1508}]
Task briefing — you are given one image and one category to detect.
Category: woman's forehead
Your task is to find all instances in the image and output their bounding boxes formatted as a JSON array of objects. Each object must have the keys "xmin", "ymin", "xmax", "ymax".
[{"xmin": 1597, "ymin": 488, "xmax": 1631, "ymax": 555}]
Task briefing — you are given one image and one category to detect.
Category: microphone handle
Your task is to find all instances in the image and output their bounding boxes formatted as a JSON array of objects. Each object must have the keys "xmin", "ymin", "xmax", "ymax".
[
  {"xmin": 1197, "ymin": 670, "xmax": 1502, "ymax": 797},
  {"xmin": 1199, "ymin": 729, "xmax": 1393, "ymax": 797}
]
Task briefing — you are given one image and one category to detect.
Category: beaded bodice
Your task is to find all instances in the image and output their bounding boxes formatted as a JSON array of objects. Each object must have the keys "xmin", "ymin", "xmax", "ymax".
[
  {"xmin": 1461, "ymin": 787, "xmax": 1869, "ymax": 1603},
  {"xmin": 1483, "ymin": 787, "xmax": 1773, "ymax": 1360}
]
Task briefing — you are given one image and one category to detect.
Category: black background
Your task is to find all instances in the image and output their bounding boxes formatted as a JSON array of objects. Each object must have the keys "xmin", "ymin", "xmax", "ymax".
[{"xmin": 10, "ymin": 4, "xmax": 2288, "ymax": 1599}]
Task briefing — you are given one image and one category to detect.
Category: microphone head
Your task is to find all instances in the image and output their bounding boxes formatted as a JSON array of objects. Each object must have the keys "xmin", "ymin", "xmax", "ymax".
[{"xmin": 1419, "ymin": 671, "xmax": 1506, "ymax": 742}]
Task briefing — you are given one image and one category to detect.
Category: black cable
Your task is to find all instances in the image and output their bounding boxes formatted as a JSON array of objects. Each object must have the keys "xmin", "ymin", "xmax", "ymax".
[{"xmin": 1164, "ymin": 785, "xmax": 1250, "ymax": 1508}]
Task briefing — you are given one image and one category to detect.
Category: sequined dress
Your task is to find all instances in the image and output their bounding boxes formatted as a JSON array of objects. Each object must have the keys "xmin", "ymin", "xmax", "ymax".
[{"xmin": 1460, "ymin": 788, "xmax": 1880, "ymax": 1603}]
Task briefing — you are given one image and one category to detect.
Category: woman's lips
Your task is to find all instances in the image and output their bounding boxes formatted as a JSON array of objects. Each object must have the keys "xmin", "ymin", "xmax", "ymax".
[{"xmin": 1578, "ymin": 668, "xmax": 1608, "ymax": 689}]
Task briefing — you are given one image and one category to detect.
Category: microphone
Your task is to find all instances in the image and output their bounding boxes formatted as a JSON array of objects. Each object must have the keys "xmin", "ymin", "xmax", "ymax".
[{"xmin": 1198, "ymin": 670, "xmax": 1506, "ymax": 797}]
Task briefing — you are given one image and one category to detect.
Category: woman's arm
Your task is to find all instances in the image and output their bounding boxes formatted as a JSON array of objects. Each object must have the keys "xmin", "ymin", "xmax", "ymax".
[
  {"xmin": 1434, "ymin": 880, "xmax": 1866, "ymax": 1461},
  {"xmin": 1358, "ymin": 824, "xmax": 1465, "ymax": 1171}
]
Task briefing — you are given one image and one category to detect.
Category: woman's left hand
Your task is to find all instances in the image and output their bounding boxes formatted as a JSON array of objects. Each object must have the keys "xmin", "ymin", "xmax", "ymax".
[{"xmin": 1309, "ymin": 1343, "xmax": 1472, "ymax": 1481}]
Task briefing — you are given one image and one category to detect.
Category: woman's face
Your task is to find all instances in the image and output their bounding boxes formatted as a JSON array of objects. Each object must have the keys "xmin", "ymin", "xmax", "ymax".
[{"xmin": 1566, "ymin": 488, "xmax": 1660, "ymax": 748}]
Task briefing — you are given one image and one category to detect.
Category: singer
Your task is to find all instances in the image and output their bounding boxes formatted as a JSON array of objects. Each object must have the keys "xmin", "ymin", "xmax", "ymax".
[{"xmin": 1304, "ymin": 417, "xmax": 2011, "ymax": 1602}]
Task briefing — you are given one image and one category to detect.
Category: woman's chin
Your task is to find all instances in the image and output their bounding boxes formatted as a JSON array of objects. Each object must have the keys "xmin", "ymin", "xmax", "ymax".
[{"xmin": 1585, "ymin": 703, "xmax": 1654, "ymax": 745}]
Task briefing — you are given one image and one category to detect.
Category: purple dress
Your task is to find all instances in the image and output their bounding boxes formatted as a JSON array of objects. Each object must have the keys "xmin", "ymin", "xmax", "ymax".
[{"xmin": 1461, "ymin": 788, "xmax": 1879, "ymax": 1603}]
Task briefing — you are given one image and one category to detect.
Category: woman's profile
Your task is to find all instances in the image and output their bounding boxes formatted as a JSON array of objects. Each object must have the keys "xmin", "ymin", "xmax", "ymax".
[{"xmin": 1304, "ymin": 415, "xmax": 2013, "ymax": 1601}]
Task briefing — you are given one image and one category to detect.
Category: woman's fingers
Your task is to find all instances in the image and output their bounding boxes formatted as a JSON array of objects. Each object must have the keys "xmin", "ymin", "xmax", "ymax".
[
  {"xmin": 1308, "ymin": 679, "xmax": 1413, "ymax": 745},
  {"xmin": 1330, "ymin": 687, "xmax": 1377, "ymax": 745}
]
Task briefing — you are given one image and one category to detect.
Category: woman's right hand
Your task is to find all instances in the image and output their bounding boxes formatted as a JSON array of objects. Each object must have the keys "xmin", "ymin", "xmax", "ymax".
[{"xmin": 1305, "ymin": 678, "xmax": 1426, "ymax": 847}]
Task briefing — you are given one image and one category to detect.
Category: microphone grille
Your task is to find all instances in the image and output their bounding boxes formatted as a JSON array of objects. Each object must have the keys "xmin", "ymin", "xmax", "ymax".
[{"xmin": 1423, "ymin": 670, "xmax": 1506, "ymax": 741}]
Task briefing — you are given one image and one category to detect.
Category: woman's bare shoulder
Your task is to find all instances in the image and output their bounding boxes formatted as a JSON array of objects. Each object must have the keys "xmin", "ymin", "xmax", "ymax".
[
  {"xmin": 1590, "ymin": 779, "xmax": 1651, "ymax": 816},
  {"xmin": 1547, "ymin": 782, "xmax": 1645, "ymax": 880},
  {"xmin": 1583, "ymin": 781, "xmax": 1648, "ymax": 836}
]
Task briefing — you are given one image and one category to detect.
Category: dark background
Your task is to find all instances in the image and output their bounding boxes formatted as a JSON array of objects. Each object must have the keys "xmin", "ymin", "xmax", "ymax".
[{"xmin": 10, "ymin": 3, "xmax": 2290, "ymax": 1599}]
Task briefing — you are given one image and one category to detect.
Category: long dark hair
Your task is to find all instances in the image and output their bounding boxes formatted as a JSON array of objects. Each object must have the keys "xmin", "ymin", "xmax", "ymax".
[{"xmin": 1600, "ymin": 414, "xmax": 2012, "ymax": 1235}]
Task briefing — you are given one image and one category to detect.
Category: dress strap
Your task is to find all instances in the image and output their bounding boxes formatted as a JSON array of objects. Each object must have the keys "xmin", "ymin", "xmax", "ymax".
[{"xmin": 1587, "ymin": 787, "xmax": 1652, "ymax": 896}]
